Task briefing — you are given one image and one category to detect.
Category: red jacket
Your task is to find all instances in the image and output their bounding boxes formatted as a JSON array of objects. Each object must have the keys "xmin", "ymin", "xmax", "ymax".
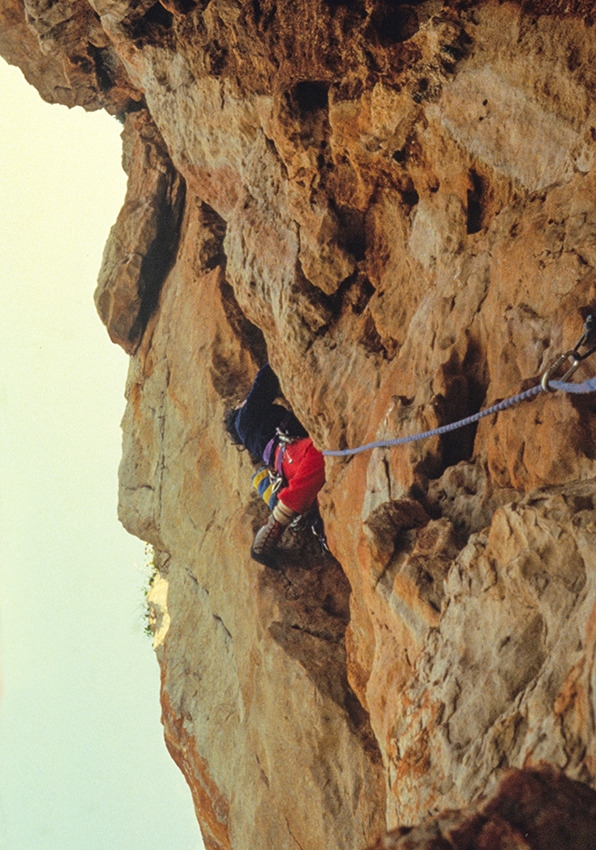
[{"xmin": 275, "ymin": 437, "xmax": 325, "ymax": 514}]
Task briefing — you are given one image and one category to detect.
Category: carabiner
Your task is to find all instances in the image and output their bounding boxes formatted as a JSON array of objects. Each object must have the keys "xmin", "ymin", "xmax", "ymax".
[
  {"xmin": 572, "ymin": 314, "xmax": 596, "ymax": 361},
  {"xmin": 540, "ymin": 314, "xmax": 596, "ymax": 391},
  {"xmin": 540, "ymin": 352, "xmax": 581, "ymax": 391}
]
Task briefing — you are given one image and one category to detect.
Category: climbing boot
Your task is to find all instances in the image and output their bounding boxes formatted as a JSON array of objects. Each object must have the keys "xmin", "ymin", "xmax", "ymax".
[
  {"xmin": 250, "ymin": 514, "xmax": 285, "ymax": 568},
  {"xmin": 250, "ymin": 502, "xmax": 298, "ymax": 568}
]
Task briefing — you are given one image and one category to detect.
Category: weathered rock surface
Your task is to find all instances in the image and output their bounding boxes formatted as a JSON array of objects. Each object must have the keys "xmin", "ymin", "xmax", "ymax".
[
  {"xmin": 4, "ymin": 0, "xmax": 596, "ymax": 848},
  {"xmin": 95, "ymin": 108, "xmax": 186, "ymax": 353},
  {"xmin": 368, "ymin": 763, "xmax": 596, "ymax": 849}
]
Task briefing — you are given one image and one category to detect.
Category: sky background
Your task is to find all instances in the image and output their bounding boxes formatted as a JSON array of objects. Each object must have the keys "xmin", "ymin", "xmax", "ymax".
[{"xmin": 0, "ymin": 59, "xmax": 204, "ymax": 849}]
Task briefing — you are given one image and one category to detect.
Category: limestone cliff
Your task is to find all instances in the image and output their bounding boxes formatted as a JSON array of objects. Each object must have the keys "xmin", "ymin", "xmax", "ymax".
[{"xmin": 4, "ymin": 1, "xmax": 596, "ymax": 847}]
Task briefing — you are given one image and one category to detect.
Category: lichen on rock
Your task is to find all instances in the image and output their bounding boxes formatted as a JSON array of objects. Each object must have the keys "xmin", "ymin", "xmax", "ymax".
[{"xmin": 4, "ymin": 0, "xmax": 596, "ymax": 847}]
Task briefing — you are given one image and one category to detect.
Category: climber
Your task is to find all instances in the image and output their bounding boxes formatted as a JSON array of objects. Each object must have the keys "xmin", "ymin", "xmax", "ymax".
[{"xmin": 224, "ymin": 363, "xmax": 326, "ymax": 568}]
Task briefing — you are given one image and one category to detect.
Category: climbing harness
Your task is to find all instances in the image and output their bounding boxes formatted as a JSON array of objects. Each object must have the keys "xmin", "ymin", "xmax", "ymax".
[
  {"xmin": 322, "ymin": 315, "xmax": 596, "ymax": 459},
  {"xmin": 253, "ymin": 428, "xmax": 298, "ymax": 509},
  {"xmin": 272, "ymin": 428, "xmax": 298, "ymax": 478}
]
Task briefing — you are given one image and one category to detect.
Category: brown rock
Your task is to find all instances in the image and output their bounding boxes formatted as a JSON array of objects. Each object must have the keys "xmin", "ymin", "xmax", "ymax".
[
  {"xmin": 94, "ymin": 109, "xmax": 186, "ymax": 353},
  {"xmin": 120, "ymin": 200, "xmax": 386, "ymax": 848},
  {"xmin": 5, "ymin": 1, "xmax": 596, "ymax": 848},
  {"xmin": 0, "ymin": 0, "xmax": 141, "ymax": 111},
  {"xmin": 368, "ymin": 764, "xmax": 596, "ymax": 849}
]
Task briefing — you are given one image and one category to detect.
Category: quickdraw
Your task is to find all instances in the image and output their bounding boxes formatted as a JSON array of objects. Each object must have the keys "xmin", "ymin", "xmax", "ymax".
[{"xmin": 541, "ymin": 314, "xmax": 596, "ymax": 391}]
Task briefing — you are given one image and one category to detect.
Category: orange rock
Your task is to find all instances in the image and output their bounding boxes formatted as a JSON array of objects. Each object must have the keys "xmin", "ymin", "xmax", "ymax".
[
  {"xmin": 4, "ymin": 0, "xmax": 596, "ymax": 847},
  {"xmin": 369, "ymin": 764, "xmax": 596, "ymax": 849}
]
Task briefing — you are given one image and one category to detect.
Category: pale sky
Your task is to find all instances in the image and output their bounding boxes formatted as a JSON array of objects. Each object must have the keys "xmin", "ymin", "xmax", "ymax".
[{"xmin": 0, "ymin": 60, "xmax": 204, "ymax": 849}]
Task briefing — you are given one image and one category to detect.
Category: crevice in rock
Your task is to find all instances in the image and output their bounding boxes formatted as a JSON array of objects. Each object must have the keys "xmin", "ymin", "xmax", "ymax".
[
  {"xmin": 352, "ymin": 275, "xmax": 376, "ymax": 314},
  {"xmin": 96, "ymin": 111, "xmax": 188, "ymax": 354},
  {"xmin": 466, "ymin": 168, "xmax": 487, "ymax": 234},
  {"xmin": 401, "ymin": 183, "xmax": 420, "ymax": 212},
  {"xmin": 218, "ymin": 280, "xmax": 268, "ymax": 378},
  {"xmin": 212, "ymin": 613, "xmax": 233, "ymax": 642},
  {"xmin": 360, "ymin": 310, "xmax": 392, "ymax": 357},
  {"xmin": 322, "ymin": 272, "xmax": 375, "ymax": 320},
  {"xmin": 251, "ymin": 0, "xmax": 263, "ymax": 25},
  {"xmin": 291, "ymin": 80, "xmax": 330, "ymax": 116},
  {"xmin": 203, "ymin": 38, "xmax": 229, "ymax": 76},
  {"xmin": 365, "ymin": 1, "xmax": 421, "ymax": 46},
  {"xmin": 124, "ymin": 2, "xmax": 175, "ymax": 46},
  {"xmin": 87, "ymin": 44, "xmax": 116, "ymax": 92},
  {"xmin": 130, "ymin": 175, "xmax": 187, "ymax": 346},
  {"xmin": 437, "ymin": 416, "xmax": 475, "ymax": 471},
  {"xmin": 262, "ymin": 552, "xmax": 383, "ymax": 764},
  {"xmin": 430, "ymin": 338, "xmax": 489, "ymax": 474},
  {"xmin": 332, "ymin": 201, "xmax": 367, "ymax": 262},
  {"xmin": 196, "ymin": 202, "xmax": 227, "ymax": 271},
  {"xmin": 115, "ymin": 98, "xmax": 147, "ymax": 124}
]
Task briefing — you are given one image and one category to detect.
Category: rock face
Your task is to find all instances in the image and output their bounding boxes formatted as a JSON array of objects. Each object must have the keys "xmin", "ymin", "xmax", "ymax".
[
  {"xmin": 4, "ymin": 1, "xmax": 596, "ymax": 847},
  {"xmin": 369, "ymin": 763, "xmax": 596, "ymax": 850}
]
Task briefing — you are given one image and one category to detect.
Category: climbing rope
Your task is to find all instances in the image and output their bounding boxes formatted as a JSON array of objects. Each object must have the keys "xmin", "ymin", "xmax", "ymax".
[{"xmin": 322, "ymin": 316, "xmax": 596, "ymax": 458}]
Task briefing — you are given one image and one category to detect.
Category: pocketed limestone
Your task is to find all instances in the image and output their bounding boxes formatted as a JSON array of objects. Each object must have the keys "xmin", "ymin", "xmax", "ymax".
[{"xmin": 4, "ymin": 0, "xmax": 596, "ymax": 847}]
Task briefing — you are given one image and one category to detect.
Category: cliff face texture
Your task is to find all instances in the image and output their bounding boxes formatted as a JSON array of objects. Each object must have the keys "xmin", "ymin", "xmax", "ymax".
[{"xmin": 4, "ymin": 1, "xmax": 596, "ymax": 847}]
